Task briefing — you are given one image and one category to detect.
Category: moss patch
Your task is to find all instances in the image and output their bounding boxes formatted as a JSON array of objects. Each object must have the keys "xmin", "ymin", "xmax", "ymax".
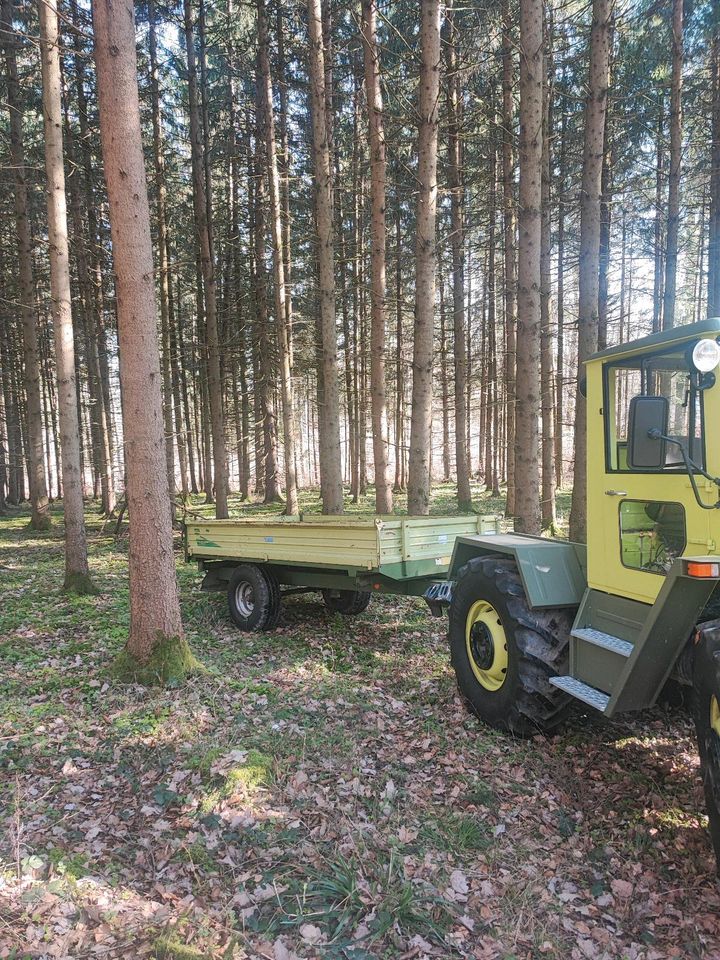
[
  {"xmin": 64, "ymin": 571, "xmax": 99, "ymax": 596},
  {"xmin": 111, "ymin": 634, "xmax": 205, "ymax": 686},
  {"xmin": 154, "ymin": 936, "xmax": 208, "ymax": 960}
]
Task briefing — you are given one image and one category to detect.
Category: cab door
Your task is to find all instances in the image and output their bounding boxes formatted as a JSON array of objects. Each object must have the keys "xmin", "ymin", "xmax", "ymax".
[{"xmin": 587, "ymin": 347, "xmax": 712, "ymax": 606}]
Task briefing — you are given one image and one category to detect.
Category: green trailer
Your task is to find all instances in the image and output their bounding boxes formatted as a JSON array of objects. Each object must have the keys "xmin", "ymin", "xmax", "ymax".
[{"xmin": 185, "ymin": 513, "xmax": 505, "ymax": 630}]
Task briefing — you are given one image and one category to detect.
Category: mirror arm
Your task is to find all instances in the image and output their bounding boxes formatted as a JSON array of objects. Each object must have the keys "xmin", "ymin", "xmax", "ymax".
[{"xmin": 648, "ymin": 429, "xmax": 720, "ymax": 510}]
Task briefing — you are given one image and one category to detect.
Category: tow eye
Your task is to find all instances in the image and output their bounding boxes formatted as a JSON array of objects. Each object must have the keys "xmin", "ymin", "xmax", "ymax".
[{"xmin": 424, "ymin": 580, "xmax": 454, "ymax": 617}]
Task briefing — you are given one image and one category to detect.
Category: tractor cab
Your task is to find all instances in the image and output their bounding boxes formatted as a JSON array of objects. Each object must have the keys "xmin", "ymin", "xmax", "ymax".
[{"xmin": 586, "ymin": 317, "xmax": 720, "ymax": 606}]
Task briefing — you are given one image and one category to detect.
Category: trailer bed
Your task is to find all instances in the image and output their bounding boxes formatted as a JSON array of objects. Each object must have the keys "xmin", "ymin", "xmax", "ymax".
[{"xmin": 185, "ymin": 513, "xmax": 503, "ymax": 582}]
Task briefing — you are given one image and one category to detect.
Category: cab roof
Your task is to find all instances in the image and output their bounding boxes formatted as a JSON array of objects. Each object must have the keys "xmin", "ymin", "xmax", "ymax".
[{"xmin": 587, "ymin": 317, "xmax": 720, "ymax": 364}]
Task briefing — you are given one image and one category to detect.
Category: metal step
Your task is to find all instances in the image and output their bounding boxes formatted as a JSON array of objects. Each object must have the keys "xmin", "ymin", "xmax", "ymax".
[
  {"xmin": 572, "ymin": 627, "xmax": 633, "ymax": 658},
  {"xmin": 549, "ymin": 676, "xmax": 610, "ymax": 712}
]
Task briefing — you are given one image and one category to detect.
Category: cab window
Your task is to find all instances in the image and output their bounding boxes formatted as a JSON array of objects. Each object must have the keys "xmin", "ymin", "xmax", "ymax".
[{"xmin": 605, "ymin": 347, "xmax": 705, "ymax": 472}]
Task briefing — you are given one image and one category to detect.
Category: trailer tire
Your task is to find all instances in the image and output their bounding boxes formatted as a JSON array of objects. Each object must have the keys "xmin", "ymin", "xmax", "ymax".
[
  {"xmin": 228, "ymin": 564, "xmax": 281, "ymax": 632},
  {"xmin": 692, "ymin": 620, "xmax": 720, "ymax": 875},
  {"xmin": 448, "ymin": 555, "xmax": 574, "ymax": 736},
  {"xmin": 321, "ymin": 588, "xmax": 372, "ymax": 616}
]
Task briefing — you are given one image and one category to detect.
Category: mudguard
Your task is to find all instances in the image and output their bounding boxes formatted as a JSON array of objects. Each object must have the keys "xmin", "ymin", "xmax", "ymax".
[{"xmin": 447, "ymin": 533, "xmax": 587, "ymax": 609}]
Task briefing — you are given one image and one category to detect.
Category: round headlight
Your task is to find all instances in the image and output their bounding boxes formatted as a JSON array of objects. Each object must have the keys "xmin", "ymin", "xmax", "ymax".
[{"xmin": 692, "ymin": 339, "xmax": 720, "ymax": 373}]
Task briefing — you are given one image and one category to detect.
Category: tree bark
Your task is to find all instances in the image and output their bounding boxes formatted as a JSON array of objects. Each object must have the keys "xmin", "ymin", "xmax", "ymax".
[
  {"xmin": 360, "ymin": 0, "xmax": 392, "ymax": 514},
  {"xmin": 307, "ymin": 0, "xmax": 343, "ymax": 513},
  {"xmin": 662, "ymin": 0, "xmax": 683, "ymax": 330},
  {"xmin": 514, "ymin": 0, "xmax": 543, "ymax": 535},
  {"xmin": 257, "ymin": 0, "xmax": 298, "ymax": 515},
  {"xmin": 540, "ymin": 21, "xmax": 556, "ymax": 531},
  {"xmin": 445, "ymin": 0, "xmax": 472, "ymax": 512},
  {"xmin": 710, "ymin": 29, "xmax": 720, "ymax": 318},
  {"xmin": 501, "ymin": 0, "xmax": 517, "ymax": 520},
  {"xmin": 183, "ymin": 0, "xmax": 228, "ymax": 518},
  {"xmin": 93, "ymin": 0, "xmax": 187, "ymax": 672},
  {"xmin": 39, "ymin": 0, "xmax": 91, "ymax": 590},
  {"xmin": 568, "ymin": 0, "xmax": 611, "ymax": 544},
  {"xmin": 148, "ymin": 0, "xmax": 177, "ymax": 507},
  {"xmin": 1, "ymin": 0, "xmax": 51, "ymax": 530},
  {"xmin": 407, "ymin": 0, "xmax": 441, "ymax": 515}
]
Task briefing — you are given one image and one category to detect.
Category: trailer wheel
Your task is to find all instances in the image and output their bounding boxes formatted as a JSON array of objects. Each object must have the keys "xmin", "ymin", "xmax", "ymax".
[
  {"xmin": 321, "ymin": 588, "xmax": 372, "ymax": 616},
  {"xmin": 692, "ymin": 620, "xmax": 720, "ymax": 875},
  {"xmin": 228, "ymin": 564, "xmax": 281, "ymax": 632},
  {"xmin": 448, "ymin": 555, "xmax": 574, "ymax": 736}
]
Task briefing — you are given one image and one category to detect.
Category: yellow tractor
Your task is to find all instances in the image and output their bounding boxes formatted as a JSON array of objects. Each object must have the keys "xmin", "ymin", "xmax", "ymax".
[{"xmin": 445, "ymin": 318, "xmax": 720, "ymax": 873}]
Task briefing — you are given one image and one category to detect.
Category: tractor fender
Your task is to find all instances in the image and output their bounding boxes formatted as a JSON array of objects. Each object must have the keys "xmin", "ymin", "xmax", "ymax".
[{"xmin": 447, "ymin": 533, "xmax": 587, "ymax": 609}]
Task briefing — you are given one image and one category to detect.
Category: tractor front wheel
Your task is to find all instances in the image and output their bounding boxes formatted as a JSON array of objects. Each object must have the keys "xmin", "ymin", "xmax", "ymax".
[
  {"xmin": 692, "ymin": 620, "xmax": 720, "ymax": 875},
  {"xmin": 448, "ymin": 555, "xmax": 574, "ymax": 736}
]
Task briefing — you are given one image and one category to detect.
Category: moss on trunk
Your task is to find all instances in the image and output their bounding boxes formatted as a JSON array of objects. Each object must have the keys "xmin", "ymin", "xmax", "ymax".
[
  {"xmin": 64, "ymin": 571, "xmax": 98, "ymax": 595},
  {"xmin": 112, "ymin": 634, "xmax": 204, "ymax": 686}
]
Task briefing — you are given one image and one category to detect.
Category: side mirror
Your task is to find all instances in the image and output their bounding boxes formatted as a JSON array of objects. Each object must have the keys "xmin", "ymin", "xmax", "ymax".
[{"xmin": 627, "ymin": 395, "xmax": 668, "ymax": 470}]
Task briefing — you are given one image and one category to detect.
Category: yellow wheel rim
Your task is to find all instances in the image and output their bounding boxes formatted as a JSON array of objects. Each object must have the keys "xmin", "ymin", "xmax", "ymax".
[
  {"xmin": 711, "ymin": 696, "xmax": 720, "ymax": 738},
  {"xmin": 465, "ymin": 599, "xmax": 508, "ymax": 692}
]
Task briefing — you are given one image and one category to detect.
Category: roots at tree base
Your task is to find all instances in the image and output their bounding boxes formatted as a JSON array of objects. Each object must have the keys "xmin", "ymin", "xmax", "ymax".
[
  {"xmin": 112, "ymin": 634, "xmax": 205, "ymax": 685},
  {"xmin": 64, "ymin": 571, "xmax": 99, "ymax": 595}
]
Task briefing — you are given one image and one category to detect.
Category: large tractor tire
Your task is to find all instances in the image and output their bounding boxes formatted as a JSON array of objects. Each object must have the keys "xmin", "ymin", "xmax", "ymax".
[
  {"xmin": 228, "ymin": 564, "xmax": 281, "ymax": 632},
  {"xmin": 692, "ymin": 620, "xmax": 720, "ymax": 875},
  {"xmin": 321, "ymin": 588, "xmax": 372, "ymax": 616},
  {"xmin": 448, "ymin": 555, "xmax": 574, "ymax": 736}
]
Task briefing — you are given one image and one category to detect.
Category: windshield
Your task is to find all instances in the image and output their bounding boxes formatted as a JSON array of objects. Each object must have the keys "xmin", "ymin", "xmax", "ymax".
[{"xmin": 605, "ymin": 347, "xmax": 705, "ymax": 473}]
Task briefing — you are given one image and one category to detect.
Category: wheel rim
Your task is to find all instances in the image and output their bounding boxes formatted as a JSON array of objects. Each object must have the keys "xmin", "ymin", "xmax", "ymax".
[
  {"xmin": 465, "ymin": 599, "xmax": 508, "ymax": 691},
  {"xmin": 235, "ymin": 581, "xmax": 255, "ymax": 617},
  {"xmin": 711, "ymin": 695, "xmax": 720, "ymax": 738}
]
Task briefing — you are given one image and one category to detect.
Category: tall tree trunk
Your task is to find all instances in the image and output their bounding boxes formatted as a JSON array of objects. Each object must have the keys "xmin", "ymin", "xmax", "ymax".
[
  {"xmin": 569, "ymin": 0, "xmax": 611, "ymax": 543},
  {"xmin": 148, "ymin": 0, "xmax": 176, "ymax": 507},
  {"xmin": 307, "ymin": 0, "xmax": 343, "ymax": 513},
  {"xmin": 39, "ymin": 0, "xmax": 92, "ymax": 590},
  {"xmin": 554, "ymin": 72, "xmax": 567, "ymax": 490},
  {"xmin": 662, "ymin": 0, "xmax": 683, "ymax": 330},
  {"xmin": 394, "ymin": 193, "xmax": 405, "ymax": 492},
  {"xmin": 183, "ymin": 0, "xmax": 228, "ymax": 518},
  {"xmin": 361, "ymin": 0, "xmax": 392, "ymax": 514},
  {"xmin": 710, "ymin": 29, "xmax": 720, "ymax": 318},
  {"xmin": 1, "ymin": 0, "xmax": 51, "ymax": 530},
  {"xmin": 257, "ymin": 0, "xmax": 298, "ymax": 515},
  {"xmin": 540, "ymin": 24, "xmax": 556, "ymax": 531},
  {"xmin": 407, "ymin": 0, "xmax": 441, "ymax": 515},
  {"xmin": 252, "ymin": 100, "xmax": 281, "ymax": 503},
  {"xmin": 514, "ymin": 0, "xmax": 543, "ymax": 535},
  {"xmin": 501, "ymin": 0, "xmax": 518, "ymax": 519},
  {"xmin": 93, "ymin": 0, "xmax": 189, "ymax": 675},
  {"xmin": 445, "ymin": 0, "xmax": 472, "ymax": 512},
  {"xmin": 653, "ymin": 93, "xmax": 665, "ymax": 332}
]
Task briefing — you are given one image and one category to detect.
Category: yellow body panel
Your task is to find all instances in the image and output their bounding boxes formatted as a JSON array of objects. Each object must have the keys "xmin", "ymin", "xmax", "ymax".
[{"xmin": 586, "ymin": 325, "xmax": 720, "ymax": 604}]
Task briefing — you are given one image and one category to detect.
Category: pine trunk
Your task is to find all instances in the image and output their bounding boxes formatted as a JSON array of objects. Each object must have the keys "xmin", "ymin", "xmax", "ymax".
[
  {"xmin": 446, "ymin": 0, "xmax": 472, "ymax": 512},
  {"xmin": 568, "ymin": 0, "xmax": 611, "ymax": 543},
  {"xmin": 183, "ymin": 0, "xmax": 228, "ymax": 517},
  {"xmin": 662, "ymin": 0, "xmax": 683, "ymax": 330},
  {"xmin": 93, "ymin": 0, "xmax": 188, "ymax": 674},
  {"xmin": 514, "ymin": 0, "xmax": 543, "ymax": 535},
  {"xmin": 360, "ymin": 0, "xmax": 392, "ymax": 514},
  {"xmin": 257, "ymin": 0, "xmax": 298, "ymax": 515},
  {"xmin": 407, "ymin": 0, "xmax": 441, "ymax": 515},
  {"xmin": 39, "ymin": 0, "xmax": 91, "ymax": 589},
  {"xmin": 307, "ymin": 0, "xmax": 343, "ymax": 514}
]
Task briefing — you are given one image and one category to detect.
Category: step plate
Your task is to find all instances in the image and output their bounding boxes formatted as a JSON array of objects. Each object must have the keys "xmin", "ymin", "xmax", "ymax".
[
  {"xmin": 550, "ymin": 676, "xmax": 610, "ymax": 712},
  {"xmin": 572, "ymin": 627, "xmax": 633, "ymax": 657}
]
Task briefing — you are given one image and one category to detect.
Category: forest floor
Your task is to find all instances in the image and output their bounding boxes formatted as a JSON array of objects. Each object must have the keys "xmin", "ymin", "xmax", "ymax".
[{"xmin": 1, "ymin": 487, "xmax": 720, "ymax": 960}]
